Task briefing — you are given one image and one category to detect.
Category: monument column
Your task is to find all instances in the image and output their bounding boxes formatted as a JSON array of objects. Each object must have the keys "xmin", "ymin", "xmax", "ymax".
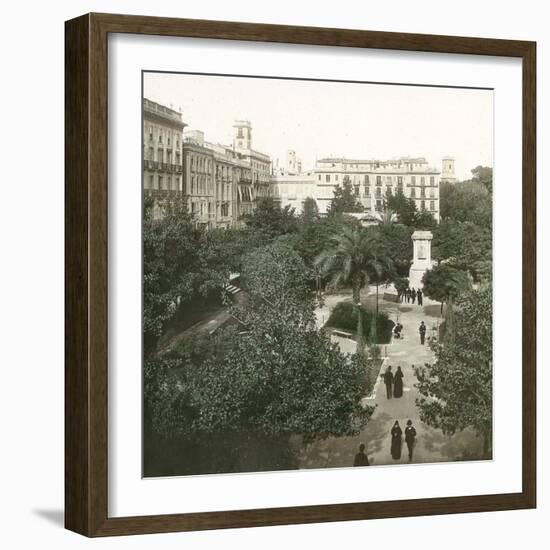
[{"xmin": 408, "ymin": 230, "xmax": 434, "ymax": 288}]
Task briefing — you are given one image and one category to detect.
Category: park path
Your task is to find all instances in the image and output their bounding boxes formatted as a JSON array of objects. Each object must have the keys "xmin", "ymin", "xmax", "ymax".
[{"xmin": 291, "ymin": 290, "xmax": 485, "ymax": 469}]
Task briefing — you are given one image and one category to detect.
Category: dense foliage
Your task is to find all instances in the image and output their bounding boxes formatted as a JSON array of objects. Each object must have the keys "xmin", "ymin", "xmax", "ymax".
[
  {"xmin": 326, "ymin": 301, "xmax": 395, "ymax": 344},
  {"xmin": 145, "ymin": 242, "xmax": 375, "ymax": 474},
  {"xmin": 327, "ymin": 176, "xmax": 363, "ymax": 215},
  {"xmin": 415, "ymin": 285, "xmax": 493, "ymax": 456}
]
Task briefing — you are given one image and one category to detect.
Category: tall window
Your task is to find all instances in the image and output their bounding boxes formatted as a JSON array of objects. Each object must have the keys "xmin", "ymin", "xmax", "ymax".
[
  {"xmin": 354, "ymin": 186, "xmax": 360, "ymax": 196},
  {"xmin": 421, "ymin": 200, "xmax": 426, "ymax": 210},
  {"xmin": 430, "ymin": 200, "xmax": 435, "ymax": 211},
  {"xmin": 376, "ymin": 175, "xmax": 382, "ymax": 185},
  {"xmin": 397, "ymin": 176, "xmax": 403, "ymax": 185},
  {"xmin": 158, "ymin": 176, "xmax": 163, "ymax": 190},
  {"xmin": 148, "ymin": 174, "xmax": 154, "ymax": 189},
  {"xmin": 365, "ymin": 174, "xmax": 370, "ymax": 184},
  {"xmin": 410, "ymin": 188, "xmax": 416, "ymax": 198},
  {"xmin": 326, "ymin": 174, "xmax": 331, "ymax": 183},
  {"xmin": 421, "ymin": 176, "xmax": 425, "ymax": 185},
  {"xmin": 411, "ymin": 176, "xmax": 416, "ymax": 184},
  {"xmin": 430, "ymin": 176, "xmax": 435, "ymax": 185}
]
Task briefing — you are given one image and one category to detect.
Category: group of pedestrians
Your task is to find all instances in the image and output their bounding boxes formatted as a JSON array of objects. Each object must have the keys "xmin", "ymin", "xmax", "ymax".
[
  {"xmin": 401, "ymin": 287, "xmax": 423, "ymax": 306},
  {"xmin": 382, "ymin": 365, "xmax": 404, "ymax": 399},
  {"xmin": 353, "ymin": 419, "xmax": 418, "ymax": 466},
  {"xmin": 391, "ymin": 420, "xmax": 417, "ymax": 462}
]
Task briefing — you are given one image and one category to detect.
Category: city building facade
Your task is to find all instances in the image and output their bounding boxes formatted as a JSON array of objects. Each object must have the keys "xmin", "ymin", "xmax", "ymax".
[
  {"xmin": 143, "ymin": 98, "xmax": 186, "ymax": 201},
  {"xmin": 271, "ymin": 172, "xmax": 316, "ymax": 214},
  {"xmin": 314, "ymin": 156, "xmax": 442, "ymax": 221}
]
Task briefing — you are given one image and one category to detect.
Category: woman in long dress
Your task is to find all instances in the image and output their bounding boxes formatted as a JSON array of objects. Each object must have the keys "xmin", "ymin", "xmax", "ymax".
[
  {"xmin": 393, "ymin": 366, "xmax": 404, "ymax": 398},
  {"xmin": 390, "ymin": 420, "xmax": 403, "ymax": 460}
]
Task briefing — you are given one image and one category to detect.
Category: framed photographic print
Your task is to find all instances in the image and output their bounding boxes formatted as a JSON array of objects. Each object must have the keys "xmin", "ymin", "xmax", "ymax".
[{"xmin": 65, "ymin": 13, "xmax": 536, "ymax": 537}]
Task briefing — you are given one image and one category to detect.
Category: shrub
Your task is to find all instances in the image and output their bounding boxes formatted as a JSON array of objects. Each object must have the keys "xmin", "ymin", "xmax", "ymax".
[{"xmin": 326, "ymin": 301, "xmax": 394, "ymax": 344}]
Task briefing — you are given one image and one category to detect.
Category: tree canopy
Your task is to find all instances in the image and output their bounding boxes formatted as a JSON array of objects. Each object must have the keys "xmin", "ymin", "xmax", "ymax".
[
  {"xmin": 327, "ymin": 176, "xmax": 363, "ymax": 215},
  {"xmin": 145, "ymin": 242, "xmax": 375, "ymax": 447},
  {"xmin": 415, "ymin": 285, "xmax": 493, "ymax": 456}
]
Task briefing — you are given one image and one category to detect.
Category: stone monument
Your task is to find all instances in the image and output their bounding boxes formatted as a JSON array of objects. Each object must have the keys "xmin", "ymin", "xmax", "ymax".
[{"xmin": 409, "ymin": 230, "xmax": 434, "ymax": 289}]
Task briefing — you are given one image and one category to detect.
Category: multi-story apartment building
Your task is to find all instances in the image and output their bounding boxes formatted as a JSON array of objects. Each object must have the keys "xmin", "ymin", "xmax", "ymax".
[
  {"xmin": 181, "ymin": 121, "xmax": 272, "ymax": 228},
  {"xmin": 271, "ymin": 172, "xmax": 317, "ymax": 214},
  {"xmin": 314, "ymin": 156, "xmax": 442, "ymax": 221},
  {"xmin": 143, "ymin": 98, "xmax": 186, "ymax": 201},
  {"xmin": 233, "ymin": 120, "xmax": 272, "ymax": 204}
]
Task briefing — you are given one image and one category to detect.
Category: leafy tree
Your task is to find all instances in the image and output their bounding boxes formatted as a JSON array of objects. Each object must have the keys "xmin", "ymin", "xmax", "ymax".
[
  {"xmin": 432, "ymin": 220, "xmax": 492, "ymax": 282},
  {"xmin": 143, "ymin": 197, "xmax": 201, "ymax": 353},
  {"xmin": 145, "ymin": 243, "xmax": 375, "ymax": 449},
  {"xmin": 414, "ymin": 209, "xmax": 437, "ymax": 230},
  {"xmin": 327, "ymin": 176, "xmax": 363, "ymax": 215},
  {"xmin": 301, "ymin": 196, "xmax": 319, "ymax": 223},
  {"xmin": 415, "ymin": 285, "xmax": 493, "ymax": 457},
  {"xmin": 439, "ymin": 177, "xmax": 492, "ymax": 228},
  {"xmin": 385, "ymin": 188, "xmax": 417, "ymax": 226},
  {"xmin": 470, "ymin": 165, "xmax": 493, "ymax": 194},
  {"xmin": 375, "ymin": 224, "xmax": 413, "ymax": 277},
  {"xmin": 244, "ymin": 197, "xmax": 298, "ymax": 237},
  {"xmin": 422, "ymin": 264, "xmax": 472, "ymax": 315}
]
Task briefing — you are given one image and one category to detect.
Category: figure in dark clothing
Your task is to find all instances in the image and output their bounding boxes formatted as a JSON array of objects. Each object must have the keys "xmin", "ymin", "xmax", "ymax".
[
  {"xmin": 406, "ymin": 288, "xmax": 411, "ymax": 303},
  {"xmin": 405, "ymin": 420, "xmax": 417, "ymax": 462},
  {"xmin": 419, "ymin": 321, "xmax": 427, "ymax": 345},
  {"xmin": 353, "ymin": 443, "xmax": 370, "ymax": 467},
  {"xmin": 411, "ymin": 287, "xmax": 416, "ymax": 304},
  {"xmin": 383, "ymin": 366, "xmax": 394, "ymax": 399},
  {"xmin": 390, "ymin": 421, "xmax": 403, "ymax": 460},
  {"xmin": 417, "ymin": 289, "xmax": 423, "ymax": 306},
  {"xmin": 393, "ymin": 366, "xmax": 404, "ymax": 398}
]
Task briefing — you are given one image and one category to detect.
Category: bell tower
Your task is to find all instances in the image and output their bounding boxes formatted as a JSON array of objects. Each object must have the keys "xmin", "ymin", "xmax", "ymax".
[
  {"xmin": 441, "ymin": 156, "xmax": 456, "ymax": 183},
  {"xmin": 233, "ymin": 120, "xmax": 252, "ymax": 151}
]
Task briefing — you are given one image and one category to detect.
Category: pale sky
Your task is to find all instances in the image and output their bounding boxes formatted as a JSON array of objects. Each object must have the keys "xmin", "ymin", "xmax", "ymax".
[{"xmin": 144, "ymin": 72, "xmax": 493, "ymax": 181}]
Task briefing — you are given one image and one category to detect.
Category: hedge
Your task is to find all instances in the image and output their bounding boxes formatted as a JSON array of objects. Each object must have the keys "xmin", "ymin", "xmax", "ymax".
[{"xmin": 326, "ymin": 301, "xmax": 395, "ymax": 344}]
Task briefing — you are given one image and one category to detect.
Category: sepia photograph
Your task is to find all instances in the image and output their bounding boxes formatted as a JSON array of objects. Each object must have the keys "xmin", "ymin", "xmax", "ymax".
[{"xmin": 141, "ymin": 71, "xmax": 493, "ymax": 478}]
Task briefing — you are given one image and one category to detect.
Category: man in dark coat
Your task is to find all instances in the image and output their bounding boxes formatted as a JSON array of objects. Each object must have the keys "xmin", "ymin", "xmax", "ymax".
[
  {"xmin": 405, "ymin": 288, "xmax": 411, "ymax": 303},
  {"xmin": 411, "ymin": 287, "xmax": 416, "ymax": 304},
  {"xmin": 417, "ymin": 289, "xmax": 423, "ymax": 306},
  {"xmin": 419, "ymin": 321, "xmax": 427, "ymax": 345},
  {"xmin": 353, "ymin": 443, "xmax": 370, "ymax": 466},
  {"xmin": 405, "ymin": 420, "xmax": 417, "ymax": 462},
  {"xmin": 383, "ymin": 365, "xmax": 394, "ymax": 399}
]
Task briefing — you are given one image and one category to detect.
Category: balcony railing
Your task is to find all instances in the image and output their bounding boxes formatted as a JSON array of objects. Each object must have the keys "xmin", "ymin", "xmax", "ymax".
[{"xmin": 143, "ymin": 160, "xmax": 182, "ymax": 173}]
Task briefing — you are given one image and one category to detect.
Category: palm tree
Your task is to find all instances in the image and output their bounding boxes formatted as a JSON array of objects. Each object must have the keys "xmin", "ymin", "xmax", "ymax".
[
  {"xmin": 315, "ymin": 225, "xmax": 394, "ymax": 343},
  {"xmin": 375, "ymin": 208, "xmax": 398, "ymax": 226}
]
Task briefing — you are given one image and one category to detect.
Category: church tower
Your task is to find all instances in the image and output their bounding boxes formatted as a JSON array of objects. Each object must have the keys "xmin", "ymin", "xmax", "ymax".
[
  {"xmin": 233, "ymin": 120, "xmax": 252, "ymax": 151},
  {"xmin": 441, "ymin": 156, "xmax": 456, "ymax": 183}
]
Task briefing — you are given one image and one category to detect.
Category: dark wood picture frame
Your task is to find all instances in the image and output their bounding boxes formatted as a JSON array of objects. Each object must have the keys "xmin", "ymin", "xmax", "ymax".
[{"xmin": 65, "ymin": 12, "xmax": 536, "ymax": 537}]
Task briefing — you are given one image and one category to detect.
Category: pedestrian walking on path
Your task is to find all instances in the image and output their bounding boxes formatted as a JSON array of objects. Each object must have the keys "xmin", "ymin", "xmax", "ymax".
[
  {"xmin": 419, "ymin": 321, "xmax": 427, "ymax": 345},
  {"xmin": 383, "ymin": 365, "xmax": 394, "ymax": 399},
  {"xmin": 393, "ymin": 366, "xmax": 404, "ymax": 398},
  {"xmin": 417, "ymin": 289, "xmax": 423, "ymax": 306},
  {"xmin": 353, "ymin": 443, "xmax": 370, "ymax": 467},
  {"xmin": 405, "ymin": 420, "xmax": 417, "ymax": 462},
  {"xmin": 406, "ymin": 287, "xmax": 411, "ymax": 303},
  {"xmin": 390, "ymin": 421, "xmax": 403, "ymax": 460},
  {"xmin": 411, "ymin": 287, "xmax": 416, "ymax": 304}
]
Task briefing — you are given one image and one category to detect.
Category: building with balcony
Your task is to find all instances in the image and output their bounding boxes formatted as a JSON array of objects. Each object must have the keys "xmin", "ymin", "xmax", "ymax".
[
  {"xmin": 143, "ymin": 98, "xmax": 186, "ymax": 202},
  {"xmin": 314, "ymin": 156, "xmax": 442, "ymax": 221}
]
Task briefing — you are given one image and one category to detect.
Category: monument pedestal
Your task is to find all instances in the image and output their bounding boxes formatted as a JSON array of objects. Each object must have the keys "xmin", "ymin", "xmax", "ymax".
[{"xmin": 408, "ymin": 230, "xmax": 434, "ymax": 289}]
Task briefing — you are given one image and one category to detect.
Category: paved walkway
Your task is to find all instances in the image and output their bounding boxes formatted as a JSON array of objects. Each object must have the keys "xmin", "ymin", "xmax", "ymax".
[{"xmin": 292, "ymin": 290, "xmax": 485, "ymax": 469}]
